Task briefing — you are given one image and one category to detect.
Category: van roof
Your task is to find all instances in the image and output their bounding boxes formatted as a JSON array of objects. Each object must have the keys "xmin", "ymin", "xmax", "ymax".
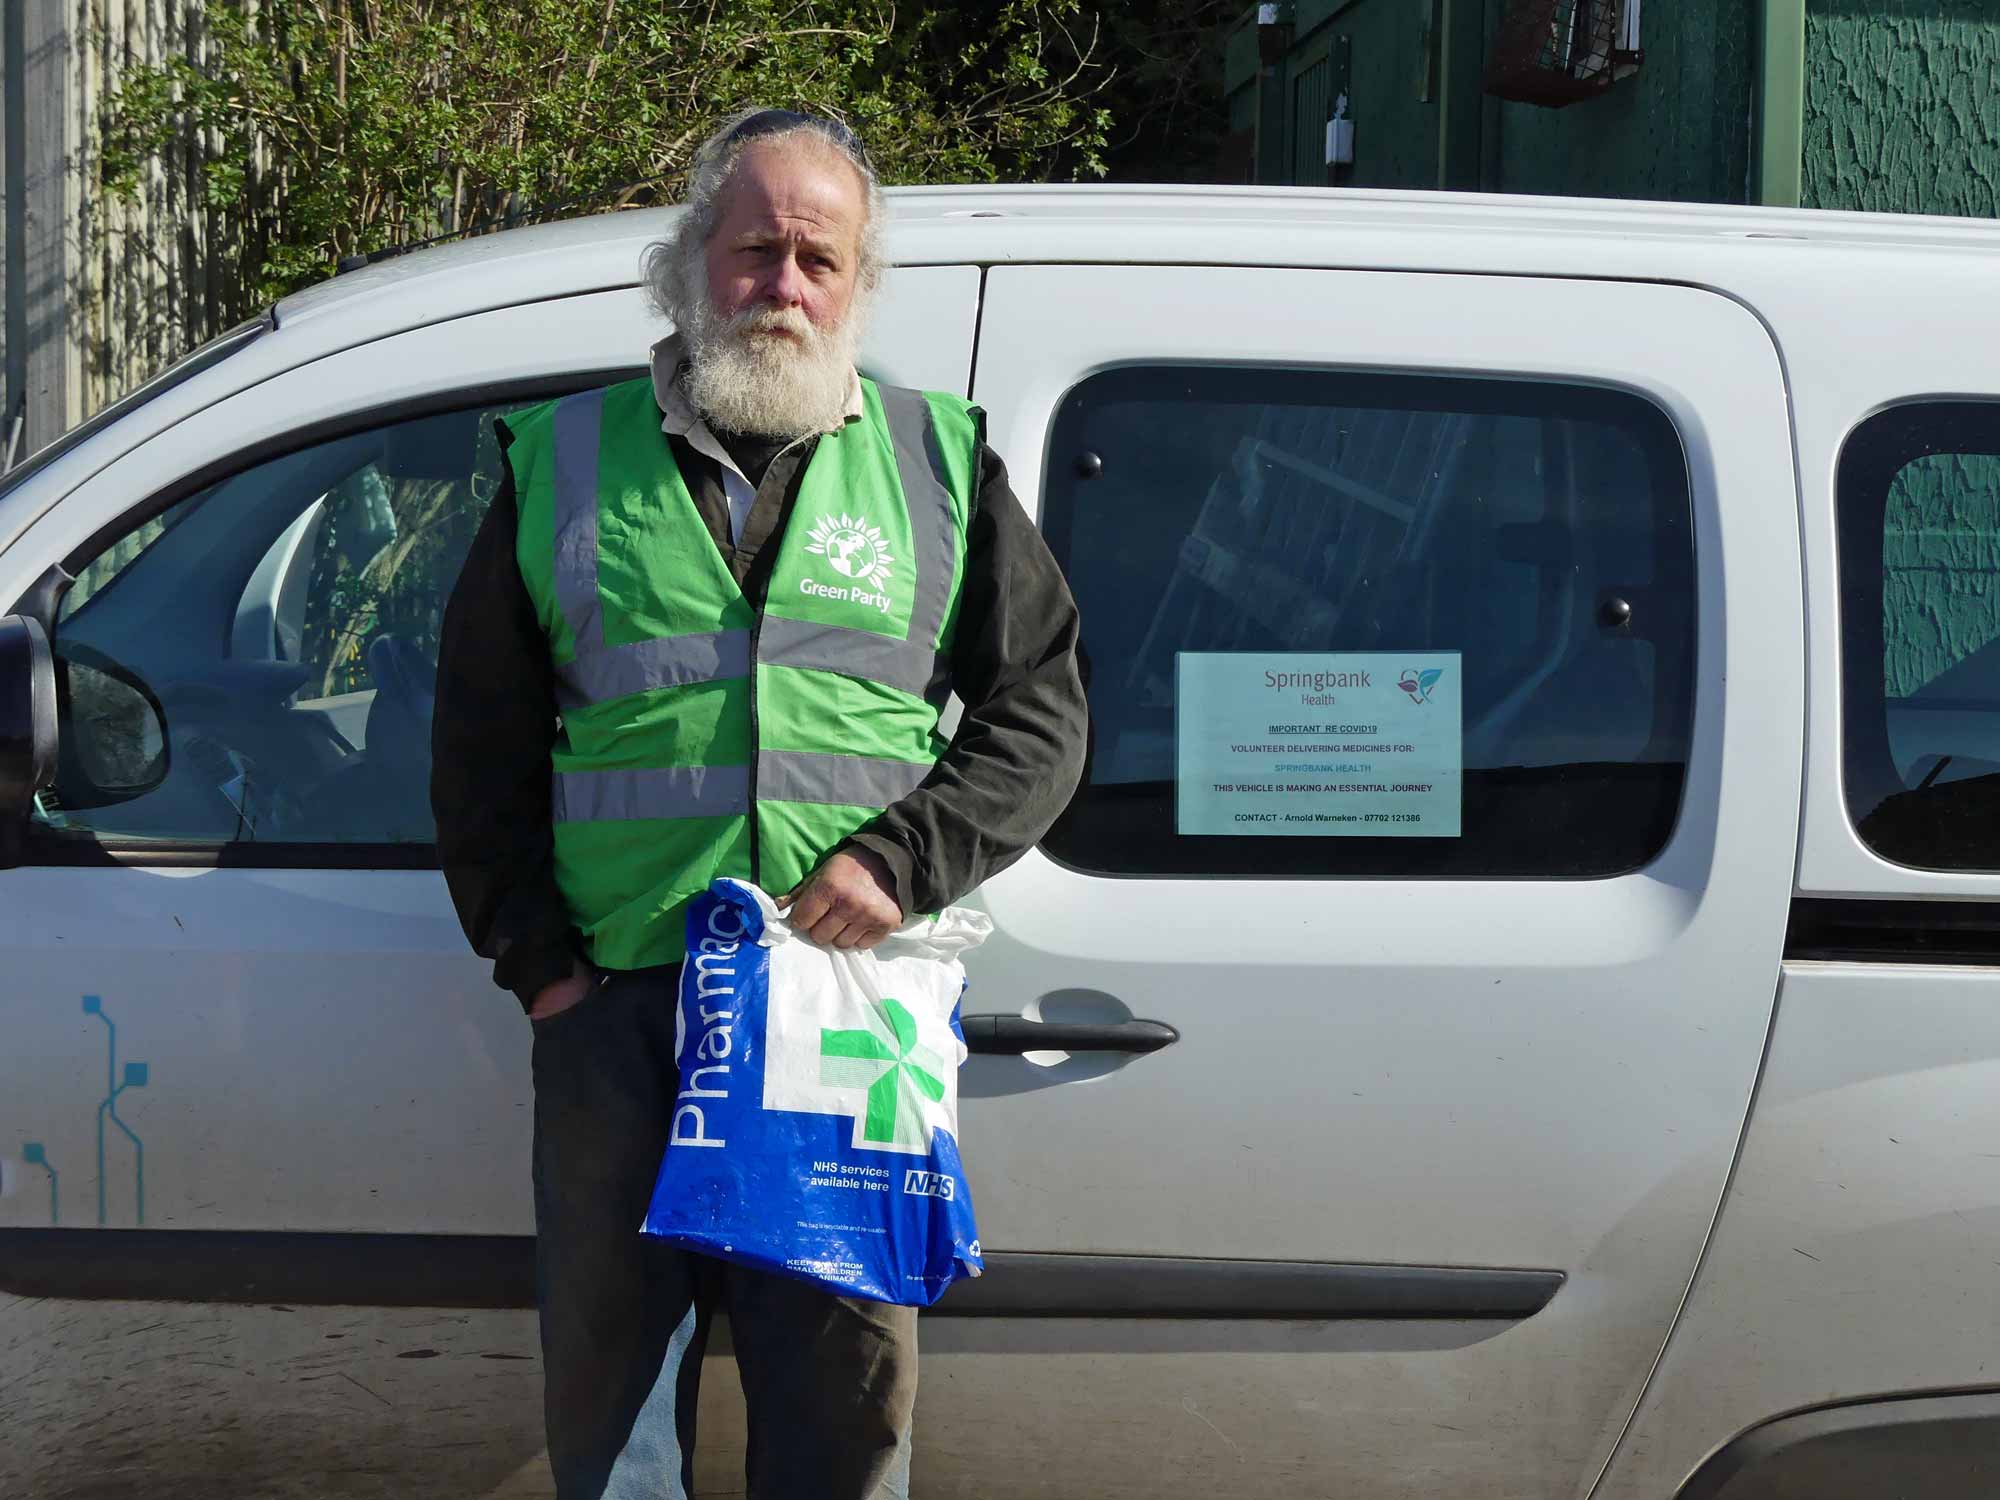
[{"xmin": 274, "ymin": 183, "xmax": 2000, "ymax": 346}]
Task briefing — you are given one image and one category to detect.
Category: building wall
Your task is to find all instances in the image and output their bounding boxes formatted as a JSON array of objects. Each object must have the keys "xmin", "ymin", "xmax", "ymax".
[
  {"xmin": 1803, "ymin": 0, "xmax": 2000, "ymax": 218},
  {"xmin": 1316, "ymin": 0, "xmax": 1440, "ymax": 192},
  {"xmin": 1492, "ymin": 1, "xmax": 1754, "ymax": 204},
  {"xmin": 1884, "ymin": 455, "xmax": 2000, "ymax": 698},
  {"xmin": 1227, "ymin": 1, "xmax": 1755, "ymax": 204}
]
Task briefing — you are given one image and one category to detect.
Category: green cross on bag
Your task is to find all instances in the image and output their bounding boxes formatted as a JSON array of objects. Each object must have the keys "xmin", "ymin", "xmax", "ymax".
[{"xmin": 820, "ymin": 997, "xmax": 947, "ymax": 1148}]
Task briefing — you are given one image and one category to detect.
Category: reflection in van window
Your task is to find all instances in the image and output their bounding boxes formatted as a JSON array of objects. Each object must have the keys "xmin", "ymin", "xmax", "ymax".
[
  {"xmin": 38, "ymin": 401, "xmax": 513, "ymax": 847},
  {"xmin": 1039, "ymin": 366, "xmax": 1696, "ymax": 879},
  {"xmin": 1840, "ymin": 402, "xmax": 2000, "ymax": 868}
]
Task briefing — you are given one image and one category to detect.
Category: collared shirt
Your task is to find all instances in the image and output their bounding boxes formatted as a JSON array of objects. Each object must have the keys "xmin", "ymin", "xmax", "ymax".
[
  {"xmin": 649, "ymin": 332, "xmax": 864, "ymax": 542},
  {"xmin": 433, "ymin": 354, "xmax": 1089, "ymax": 1010}
]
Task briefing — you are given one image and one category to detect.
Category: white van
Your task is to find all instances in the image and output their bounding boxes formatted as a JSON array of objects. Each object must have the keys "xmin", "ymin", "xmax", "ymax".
[{"xmin": 4, "ymin": 187, "xmax": 2000, "ymax": 1500}]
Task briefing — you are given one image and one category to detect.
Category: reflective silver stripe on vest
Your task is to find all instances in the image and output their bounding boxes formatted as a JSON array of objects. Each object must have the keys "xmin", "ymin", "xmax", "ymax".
[
  {"xmin": 551, "ymin": 389, "xmax": 608, "ymax": 655},
  {"xmin": 875, "ymin": 383, "xmax": 961, "ymax": 654},
  {"xmin": 554, "ymin": 630, "xmax": 753, "ymax": 712},
  {"xmin": 759, "ymin": 750, "xmax": 933, "ymax": 807},
  {"xmin": 754, "ymin": 616, "xmax": 941, "ymax": 699},
  {"xmin": 553, "ymin": 754, "xmax": 929, "ymax": 822},
  {"xmin": 551, "ymin": 387, "xmax": 749, "ymax": 707},
  {"xmin": 552, "ymin": 764, "xmax": 751, "ymax": 824}
]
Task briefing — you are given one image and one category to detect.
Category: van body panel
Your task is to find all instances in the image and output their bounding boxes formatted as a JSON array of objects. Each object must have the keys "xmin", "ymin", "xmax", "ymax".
[
  {"xmin": 945, "ymin": 264, "xmax": 1801, "ymax": 1494},
  {"xmin": 1595, "ymin": 964, "xmax": 2000, "ymax": 1499},
  {"xmin": 1671, "ymin": 223, "xmax": 2000, "ymax": 903}
]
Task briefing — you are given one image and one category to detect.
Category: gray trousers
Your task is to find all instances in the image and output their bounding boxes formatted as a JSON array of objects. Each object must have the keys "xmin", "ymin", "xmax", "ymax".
[{"xmin": 531, "ymin": 965, "xmax": 918, "ymax": 1499}]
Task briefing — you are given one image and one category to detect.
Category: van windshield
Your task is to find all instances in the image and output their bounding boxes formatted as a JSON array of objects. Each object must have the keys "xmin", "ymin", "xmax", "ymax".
[{"xmin": 0, "ymin": 314, "xmax": 271, "ymax": 506}]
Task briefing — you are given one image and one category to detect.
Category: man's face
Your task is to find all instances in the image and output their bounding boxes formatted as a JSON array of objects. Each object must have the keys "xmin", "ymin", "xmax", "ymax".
[
  {"xmin": 676, "ymin": 136, "xmax": 872, "ymax": 439},
  {"xmin": 704, "ymin": 140, "xmax": 866, "ymax": 337}
]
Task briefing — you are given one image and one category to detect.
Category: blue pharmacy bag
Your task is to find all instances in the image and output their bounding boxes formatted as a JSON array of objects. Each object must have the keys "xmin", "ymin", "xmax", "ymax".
[{"xmin": 640, "ymin": 879, "xmax": 989, "ymax": 1306}]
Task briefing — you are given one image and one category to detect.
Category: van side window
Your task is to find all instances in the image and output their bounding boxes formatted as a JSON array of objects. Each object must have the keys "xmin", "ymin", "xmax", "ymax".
[
  {"xmin": 1038, "ymin": 365, "xmax": 1696, "ymax": 879},
  {"xmin": 37, "ymin": 402, "xmax": 511, "ymax": 851},
  {"xmin": 1838, "ymin": 402, "xmax": 2000, "ymax": 868}
]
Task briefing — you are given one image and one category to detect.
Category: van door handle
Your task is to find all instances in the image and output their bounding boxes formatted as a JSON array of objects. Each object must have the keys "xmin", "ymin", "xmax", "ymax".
[{"xmin": 959, "ymin": 1015, "xmax": 1180, "ymax": 1055}]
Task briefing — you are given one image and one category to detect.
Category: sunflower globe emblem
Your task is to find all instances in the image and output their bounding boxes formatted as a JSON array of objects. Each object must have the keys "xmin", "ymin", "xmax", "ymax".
[{"xmin": 806, "ymin": 513, "xmax": 896, "ymax": 594}]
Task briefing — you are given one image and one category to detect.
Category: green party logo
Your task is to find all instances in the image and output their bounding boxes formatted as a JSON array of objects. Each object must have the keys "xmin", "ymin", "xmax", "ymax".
[
  {"xmin": 819, "ymin": 997, "xmax": 946, "ymax": 1149},
  {"xmin": 805, "ymin": 512, "xmax": 896, "ymax": 593}
]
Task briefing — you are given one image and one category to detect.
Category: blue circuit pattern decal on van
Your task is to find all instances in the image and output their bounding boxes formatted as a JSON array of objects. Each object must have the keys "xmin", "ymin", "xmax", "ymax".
[
  {"xmin": 83, "ymin": 995, "xmax": 149, "ymax": 1226},
  {"xmin": 22, "ymin": 1142, "xmax": 57, "ymax": 1222}
]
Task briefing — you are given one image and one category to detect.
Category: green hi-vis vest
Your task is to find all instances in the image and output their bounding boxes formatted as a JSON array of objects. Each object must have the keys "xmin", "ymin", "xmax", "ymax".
[{"xmin": 506, "ymin": 374, "xmax": 980, "ymax": 969}]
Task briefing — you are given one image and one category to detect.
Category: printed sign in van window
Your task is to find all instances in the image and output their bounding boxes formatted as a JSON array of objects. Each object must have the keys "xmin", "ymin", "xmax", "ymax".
[
  {"xmin": 1176, "ymin": 652, "xmax": 1461, "ymax": 836},
  {"xmin": 1038, "ymin": 363, "xmax": 1694, "ymax": 880}
]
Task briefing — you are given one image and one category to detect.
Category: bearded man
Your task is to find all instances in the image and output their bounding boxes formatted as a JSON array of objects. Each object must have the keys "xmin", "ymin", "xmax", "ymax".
[{"xmin": 430, "ymin": 109, "xmax": 1086, "ymax": 1500}]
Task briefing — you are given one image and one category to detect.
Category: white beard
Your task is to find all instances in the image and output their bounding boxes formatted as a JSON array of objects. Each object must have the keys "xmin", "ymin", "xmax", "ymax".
[{"xmin": 680, "ymin": 298, "xmax": 861, "ymax": 441}]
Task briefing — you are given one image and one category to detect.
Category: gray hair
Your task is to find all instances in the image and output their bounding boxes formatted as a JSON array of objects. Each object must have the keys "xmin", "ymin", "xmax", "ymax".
[{"xmin": 641, "ymin": 107, "xmax": 888, "ymax": 325}]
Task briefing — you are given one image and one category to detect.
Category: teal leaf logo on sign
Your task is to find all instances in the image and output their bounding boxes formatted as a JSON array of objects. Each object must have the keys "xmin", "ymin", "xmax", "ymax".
[
  {"xmin": 1397, "ymin": 666, "xmax": 1444, "ymax": 704},
  {"xmin": 820, "ymin": 997, "xmax": 946, "ymax": 1149}
]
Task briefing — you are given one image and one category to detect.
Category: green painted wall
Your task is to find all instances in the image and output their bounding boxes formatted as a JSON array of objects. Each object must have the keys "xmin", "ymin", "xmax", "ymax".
[
  {"xmin": 1492, "ymin": 1, "xmax": 1753, "ymax": 202},
  {"xmin": 1295, "ymin": 0, "xmax": 1356, "ymax": 37},
  {"xmin": 1333, "ymin": 0, "xmax": 1441, "ymax": 189},
  {"xmin": 1226, "ymin": 1, "xmax": 1998, "ymax": 221},
  {"xmin": 1802, "ymin": 0, "xmax": 2000, "ymax": 218},
  {"xmin": 1224, "ymin": 11, "xmax": 1267, "ymax": 97},
  {"xmin": 1229, "ymin": 0, "xmax": 1755, "ymax": 201},
  {"xmin": 1884, "ymin": 456, "xmax": 2000, "ymax": 697}
]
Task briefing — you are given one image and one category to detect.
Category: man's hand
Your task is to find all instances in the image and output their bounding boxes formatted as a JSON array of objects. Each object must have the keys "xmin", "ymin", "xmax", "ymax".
[
  {"xmin": 529, "ymin": 960, "xmax": 596, "ymax": 1022},
  {"xmin": 779, "ymin": 848, "xmax": 903, "ymax": 949}
]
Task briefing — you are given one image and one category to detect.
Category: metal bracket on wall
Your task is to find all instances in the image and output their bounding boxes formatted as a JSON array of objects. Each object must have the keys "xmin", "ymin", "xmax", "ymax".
[
  {"xmin": 1328, "ymin": 34, "xmax": 1354, "ymax": 185},
  {"xmin": 1257, "ymin": 1, "xmax": 1297, "ymax": 64}
]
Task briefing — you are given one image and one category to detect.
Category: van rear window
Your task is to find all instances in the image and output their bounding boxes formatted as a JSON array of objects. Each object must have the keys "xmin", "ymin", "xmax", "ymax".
[
  {"xmin": 1038, "ymin": 365, "xmax": 1696, "ymax": 880},
  {"xmin": 1838, "ymin": 402, "xmax": 2000, "ymax": 869}
]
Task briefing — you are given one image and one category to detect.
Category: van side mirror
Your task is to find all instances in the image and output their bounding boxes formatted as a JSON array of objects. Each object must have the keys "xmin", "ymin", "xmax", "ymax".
[
  {"xmin": 52, "ymin": 642, "xmax": 170, "ymax": 811},
  {"xmin": 0, "ymin": 614, "xmax": 58, "ymax": 835}
]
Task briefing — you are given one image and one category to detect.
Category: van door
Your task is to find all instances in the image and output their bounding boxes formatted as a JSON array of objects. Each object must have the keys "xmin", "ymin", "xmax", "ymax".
[
  {"xmin": 928, "ymin": 265, "xmax": 1801, "ymax": 1498},
  {"xmin": 0, "ymin": 267, "xmax": 980, "ymax": 1495}
]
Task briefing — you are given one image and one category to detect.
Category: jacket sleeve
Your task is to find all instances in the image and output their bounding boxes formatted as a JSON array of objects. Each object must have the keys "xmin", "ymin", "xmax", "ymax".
[
  {"xmin": 845, "ymin": 443, "xmax": 1088, "ymax": 913},
  {"xmin": 431, "ymin": 435, "xmax": 582, "ymax": 1011}
]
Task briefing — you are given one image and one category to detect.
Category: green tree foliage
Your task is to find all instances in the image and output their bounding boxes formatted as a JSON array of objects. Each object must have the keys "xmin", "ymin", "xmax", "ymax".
[{"xmin": 101, "ymin": 0, "xmax": 1113, "ymax": 305}]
